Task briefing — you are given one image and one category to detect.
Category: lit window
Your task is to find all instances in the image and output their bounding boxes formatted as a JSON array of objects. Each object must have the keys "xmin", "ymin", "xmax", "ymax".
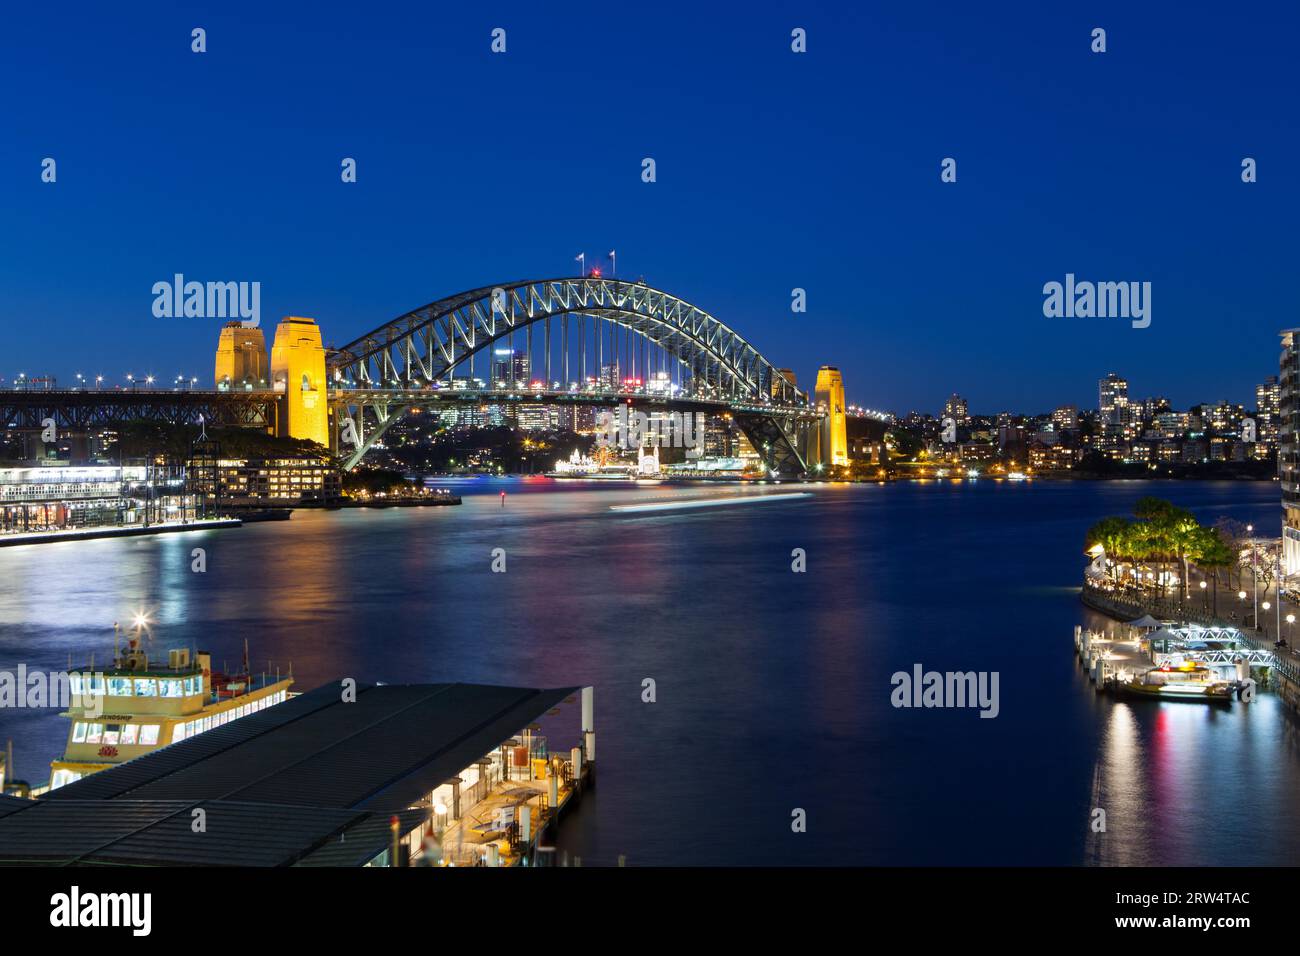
[
  {"xmin": 107, "ymin": 677, "xmax": 131, "ymax": 696},
  {"xmin": 134, "ymin": 678, "xmax": 157, "ymax": 697},
  {"xmin": 139, "ymin": 725, "xmax": 160, "ymax": 746},
  {"xmin": 72, "ymin": 722, "xmax": 87, "ymax": 743},
  {"xmin": 85, "ymin": 723, "xmax": 104, "ymax": 744},
  {"xmin": 102, "ymin": 724, "xmax": 121, "ymax": 745},
  {"xmin": 120, "ymin": 724, "xmax": 139, "ymax": 745},
  {"xmin": 171, "ymin": 723, "xmax": 185, "ymax": 743},
  {"xmin": 160, "ymin": 679, "xmax": 183, "ymax": 698}
]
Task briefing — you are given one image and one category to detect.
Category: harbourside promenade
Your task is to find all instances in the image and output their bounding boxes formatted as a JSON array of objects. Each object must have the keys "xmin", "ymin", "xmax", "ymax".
[
  {"xmin": 0, "ymin": 517, "xmax": 241, "ymax": 548},
  {"xmin": 1081, "ymin": 579, "xmax": 1300, "ymax": 712}
]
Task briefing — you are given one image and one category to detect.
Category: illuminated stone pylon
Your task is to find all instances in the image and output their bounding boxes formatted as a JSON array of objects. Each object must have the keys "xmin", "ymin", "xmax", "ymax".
[
  {"xmin": 270, "ymin": 316, "xmax": 329, "ymax": 447},
  {"xmin": 214, "ymin": 322, "xmax": 268, "ymax": 389},
  {"xmin": 815, "ymin": 366, "xmax": 848, "ymax": 467}
]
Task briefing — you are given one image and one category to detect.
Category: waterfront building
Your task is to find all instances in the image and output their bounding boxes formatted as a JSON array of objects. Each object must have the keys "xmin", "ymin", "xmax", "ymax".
[
  {"xmin": 959, "ymin": 442, "xmax": 996, "ymax": 463},
  {"xmin": 195, "ymin": 455, "xmax": 341, "ymax": 506},
  {"xmin": 0, "ymin": 464, "xmax": 193, "ymax": 538},
  {"xmin": 846, "ymin": 414, "xmax": 888, "ymax": 463},
  {"xmin": 1028, "ymin": 443, "xmax": 1076, "ymax": 471},
  {"xmin": 1, "ymin": 682, "xmax": 594, "ymax": 867}
]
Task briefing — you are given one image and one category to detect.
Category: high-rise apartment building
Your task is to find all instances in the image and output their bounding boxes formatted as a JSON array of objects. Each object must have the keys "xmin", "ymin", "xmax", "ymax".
[
  {"xmin": 1257, "ymin": 376, "xmax": 1281, "ymax": 450},
  {"xmin": 943, "ymin": 394, "xmax": 969, "ymax": 424},
  {"xmin": 1279, "ymin": 333, "xmax": 1300, "ymax": 574},
  {"xmin": 1099, "ymin": 373, "xmax": 1129, "ymax": 424},
  {"xmin": 491, "ymin": 349, "xmax": 530, "ymax": 388}
]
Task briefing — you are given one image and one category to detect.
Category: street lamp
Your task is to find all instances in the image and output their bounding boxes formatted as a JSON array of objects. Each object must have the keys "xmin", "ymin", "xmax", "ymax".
[{"xmin": 1248, "ymin": 524, "xmax": 1258, "ymax": 628}]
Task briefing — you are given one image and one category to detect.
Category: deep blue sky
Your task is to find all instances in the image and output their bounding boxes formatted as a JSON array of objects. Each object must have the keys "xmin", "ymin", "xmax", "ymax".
[{"xmin": 1, "ymin": 1, "xmax": 1295, "ymax": 415}]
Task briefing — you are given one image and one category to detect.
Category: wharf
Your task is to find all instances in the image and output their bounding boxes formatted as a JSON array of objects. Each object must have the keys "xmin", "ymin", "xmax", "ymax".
[
  {"xmin": 428, "ymin": 748, "xmax": 594, "ymax": 867},
  {"xmin": 0, "ymin": 517, "xmax": 241, "ymax": 548}
]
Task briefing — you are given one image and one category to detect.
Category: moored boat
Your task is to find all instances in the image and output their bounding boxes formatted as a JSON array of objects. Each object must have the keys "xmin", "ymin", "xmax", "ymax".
[
  {"xmin": 45, "ymin": 623, "xmax": 293, "ymax": 791},
  {"xmin": 1117, "ymin": 662, "xmax": 1234, "ymax": 703}
]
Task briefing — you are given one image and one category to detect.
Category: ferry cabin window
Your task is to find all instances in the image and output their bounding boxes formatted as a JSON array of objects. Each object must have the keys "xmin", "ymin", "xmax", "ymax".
[
  {"xmin": 139, "ymin": 725, "xmax": 160, "ymax": 746},
  {"xmin": 134, "ymin": 678, "xmax": 157, "ymax": 697},
  {"xmin": 102, "ymin": 725, "xmax": 121, "ymax": 746},
  {"xmin": 160, "ymin": 679, "xmax": 183, "ymax": 697},
  {"xmin": 172, "ymin": 723, "xmax": 186, "ymax": 743},
  {"xmin": 107, "ymin": 676, "xmax": 131, "ymax": 696},
  {"xmin": 51, "ymin": 769, "xmax": 81, "ymax": 789},
  {"xmin": 72, "ymin": 722, "xmax": 88, "ymax": 743},
  {"xmin": 120, "ymin": 724, "xmax": 138, "ymax": 745},
  {"xmin": 85, "ymin": 723, "xmax": 104, "ymax": 744},
  {"xmin": 86, "ymin": 674, "xmax": 105, "ymax": 696},
  {"xmin": 185, "ymin": 676, "xmax": 201, "ymax": 695}
]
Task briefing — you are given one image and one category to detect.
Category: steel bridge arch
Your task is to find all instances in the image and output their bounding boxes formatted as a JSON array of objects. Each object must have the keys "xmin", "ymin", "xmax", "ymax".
[
  {"xmin": 327, "ymin": 277, "xmax": 811, "ymax": 469},
  {"xmin": 328, "ymin": 277, "xmax": 803, "ymax": 402}
]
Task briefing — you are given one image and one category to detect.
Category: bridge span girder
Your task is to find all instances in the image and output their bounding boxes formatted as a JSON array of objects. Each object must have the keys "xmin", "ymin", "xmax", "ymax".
[{"xmin": 329, "ymin": 388, "xmax": 822, "ymax": 475}]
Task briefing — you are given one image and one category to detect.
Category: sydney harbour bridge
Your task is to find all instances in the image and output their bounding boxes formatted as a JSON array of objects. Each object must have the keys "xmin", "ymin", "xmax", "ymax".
[{"xmin": 1, "ymin": 278, "xmax": 885, "ymax": 478}]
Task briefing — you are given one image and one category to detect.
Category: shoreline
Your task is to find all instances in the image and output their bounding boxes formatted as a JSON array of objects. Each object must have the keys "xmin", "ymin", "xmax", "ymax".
[{"xmin": 0, "ymin": 517, "xmax": 241, "ymax": 548}]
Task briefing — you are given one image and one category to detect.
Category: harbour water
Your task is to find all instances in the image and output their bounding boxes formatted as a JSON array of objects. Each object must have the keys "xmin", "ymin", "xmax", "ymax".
[{"xmin": 2, "ymin": 478, "xmax": 1298, "ymax": 865}]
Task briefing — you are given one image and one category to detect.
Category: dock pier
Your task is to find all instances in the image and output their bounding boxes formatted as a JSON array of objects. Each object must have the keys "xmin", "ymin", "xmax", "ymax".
[{"xmin": 431, "ymin": 686, "xmax": 596, "ymax": 868}]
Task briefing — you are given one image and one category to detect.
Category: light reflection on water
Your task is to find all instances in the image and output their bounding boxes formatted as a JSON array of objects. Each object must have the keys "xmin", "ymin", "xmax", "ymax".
[{"xmin": 1, "ymin": 478, "xmax": 1298, "ymax": 865}]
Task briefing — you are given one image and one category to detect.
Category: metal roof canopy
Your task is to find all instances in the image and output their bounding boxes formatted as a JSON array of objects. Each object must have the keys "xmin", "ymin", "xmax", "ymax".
[
  {"xmin": 45, "ymin": 681, "xmax": 580, "ymax": 813},
  {"xmin": 0, "ymin": 797, "xmax": 389, "ymax": 866}
]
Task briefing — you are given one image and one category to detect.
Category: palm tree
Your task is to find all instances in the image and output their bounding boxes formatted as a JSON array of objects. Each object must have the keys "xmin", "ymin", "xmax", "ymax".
[
  {"xmin": 1197, "ymin": 527, "xmax": 1234, "ymax": 619},
  {"xmin": 1085, "ymin": 516, "xmax": 1132, "ymax": 583}
]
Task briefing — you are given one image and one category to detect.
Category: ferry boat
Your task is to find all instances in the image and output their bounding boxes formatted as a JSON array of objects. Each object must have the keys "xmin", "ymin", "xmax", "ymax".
[
  {"xmin": 1117, "ymin": 662, "xmax": 1234, "ymax": 703},
  {"xmin": 47, "ymin": 627, "xmax": 293, "ymax": 791}
]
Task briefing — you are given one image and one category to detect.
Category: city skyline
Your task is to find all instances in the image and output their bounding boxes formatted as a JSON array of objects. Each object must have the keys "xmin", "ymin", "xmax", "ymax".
[{"xmin": 2, "ymin": 3, "xmax": 1295, "ymax": 412}]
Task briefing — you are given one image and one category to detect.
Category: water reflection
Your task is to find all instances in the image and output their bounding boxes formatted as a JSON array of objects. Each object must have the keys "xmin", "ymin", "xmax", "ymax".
[{"xmin": 1, "ymin": 479, "xmax": 1298, "ymax": 864}]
